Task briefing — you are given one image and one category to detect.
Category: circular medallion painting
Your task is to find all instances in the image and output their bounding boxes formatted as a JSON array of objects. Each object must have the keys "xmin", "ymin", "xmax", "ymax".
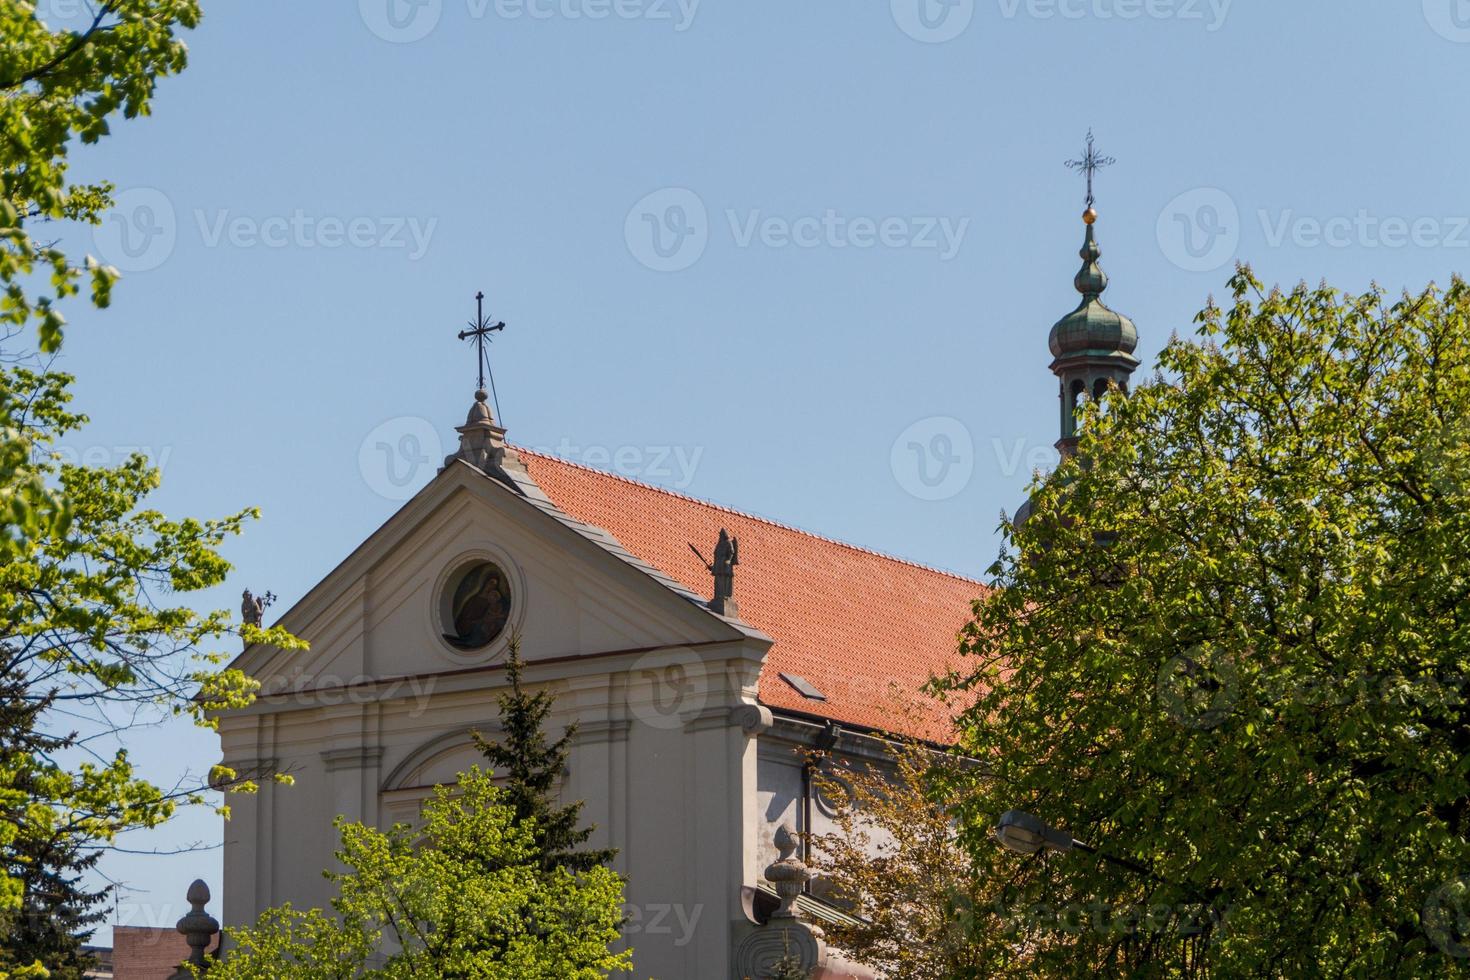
[{"xmin": 443, "ymin": 561, "xmax": 512, "ymax": 650}]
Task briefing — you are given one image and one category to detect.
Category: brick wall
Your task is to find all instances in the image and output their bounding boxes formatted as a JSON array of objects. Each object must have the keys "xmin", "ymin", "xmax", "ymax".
[{"xmin": 111, "ymin": 926, "xmax": 218, "ymax": 980}]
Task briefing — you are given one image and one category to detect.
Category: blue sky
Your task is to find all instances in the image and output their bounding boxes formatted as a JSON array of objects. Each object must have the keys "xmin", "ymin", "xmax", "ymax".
[{"xmin": 38, "ymin": 0, "xmax": 1470, "ymax": 943}]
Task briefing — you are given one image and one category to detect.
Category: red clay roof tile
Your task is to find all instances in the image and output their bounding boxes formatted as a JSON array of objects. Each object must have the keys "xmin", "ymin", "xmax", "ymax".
[{"xmin": 519, "ymin": 449, "xmax": 985, "ymax": 738}]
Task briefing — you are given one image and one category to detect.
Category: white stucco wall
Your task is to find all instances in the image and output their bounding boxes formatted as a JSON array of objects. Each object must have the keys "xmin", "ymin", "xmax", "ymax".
[{"xmin": 218, "ymin": 467, "xmax": 777, "ymax": 978}]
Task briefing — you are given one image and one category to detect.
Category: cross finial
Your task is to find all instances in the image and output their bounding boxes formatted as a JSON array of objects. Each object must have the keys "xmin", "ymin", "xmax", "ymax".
[
  {"xmin": 457, "ymin": 290, "xmax": 506, "ymax": 414},
  {"xmin": 1065, "ymin": 129, "xmax": 1115, "ymax": 210}
]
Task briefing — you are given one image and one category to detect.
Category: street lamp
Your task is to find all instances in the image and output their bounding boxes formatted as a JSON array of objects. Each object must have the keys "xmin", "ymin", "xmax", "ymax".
[
  {"xmin": 993, "ymin": 809, "xmax": 1079, "ymax": 855},
  {"xmin": 993, "ymin": 810, "xmax": 1152, "ymax": 877}
]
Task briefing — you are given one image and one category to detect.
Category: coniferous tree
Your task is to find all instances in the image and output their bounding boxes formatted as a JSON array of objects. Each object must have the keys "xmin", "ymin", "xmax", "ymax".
[
  {"xmin": 0, "ymin": 669, "xmax": 109, "ymax": 979},
  {"xmin": 473, "ymin": 636, "xmax": 615, "ymax": 874}
]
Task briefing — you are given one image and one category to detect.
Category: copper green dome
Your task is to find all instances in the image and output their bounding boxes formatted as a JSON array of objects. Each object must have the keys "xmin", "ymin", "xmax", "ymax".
[{"xmin": 1047, "ymin": 222, "xmax": 1138, "ymax": 361}]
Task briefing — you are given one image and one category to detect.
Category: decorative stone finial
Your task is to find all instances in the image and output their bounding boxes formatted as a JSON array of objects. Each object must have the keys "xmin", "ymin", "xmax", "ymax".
[
  {"xmin": 173, "ymin": 879, "xmax": 219, "ymax": 974},
  {"xmin": 443, "ymin": 390, "xmax": 527, "ymax": 483},
  {"xmin": 764, "ymin": 822, "xmax": 810, "ymax": 919}
]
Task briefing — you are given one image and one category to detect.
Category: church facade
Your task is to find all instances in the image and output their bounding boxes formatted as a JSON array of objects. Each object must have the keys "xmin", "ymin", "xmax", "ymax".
[{"xmin": 217, "ymin": 199, "xmax": 1138, "ymax": 978}]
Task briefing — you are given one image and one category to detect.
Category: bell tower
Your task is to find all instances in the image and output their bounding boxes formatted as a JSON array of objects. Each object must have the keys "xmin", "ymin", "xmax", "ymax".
[
  {"xmin": 1047, "ymin": 207, "xmax": 1139, "ymax": 456},
  {"xmin": 1049, "ymin": 131, "xmax": 1139, "ymax": 456}
]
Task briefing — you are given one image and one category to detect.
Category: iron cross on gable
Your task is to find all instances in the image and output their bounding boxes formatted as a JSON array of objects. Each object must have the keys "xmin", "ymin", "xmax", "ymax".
[
  {"xmin": 1065, "ymin": 129, "xmax": 1116, "ymax": 210},
  {"xmin": 458, "ymin": 291, "xmax": 505, "ymax": 392}
]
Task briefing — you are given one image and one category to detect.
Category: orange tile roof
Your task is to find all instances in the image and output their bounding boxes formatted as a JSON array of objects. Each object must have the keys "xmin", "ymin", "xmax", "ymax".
[{"xmin": 519, "ymin": 450, "xmax": 986, "ymax": 738}]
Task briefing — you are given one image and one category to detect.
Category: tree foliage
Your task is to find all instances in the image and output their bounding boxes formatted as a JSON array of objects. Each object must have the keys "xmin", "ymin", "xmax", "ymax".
[
  {"xmin": 202, "ymin": 767, "xmax": 633, "ymax": 980},
  {"xmin": 936, "ymin": 270, "xmax": 1470, "ymax": 977},
  {"xmin": 1, "ymin": 0, "xmax": 202, "ymax": 353},
  {"xmin": 0, "ymin": 366, "xmax": 301, "ymax": 971},
  {"xmin": 473, "ymin": 636, "xmax": 615, "ymax": 874},
  {"xmin": 0, "ymin": 664, "xmax": 106, "ymax": 980},
  {"xmin": 807, "ymin": 738, "xmax": 996, "ymax": 979}
]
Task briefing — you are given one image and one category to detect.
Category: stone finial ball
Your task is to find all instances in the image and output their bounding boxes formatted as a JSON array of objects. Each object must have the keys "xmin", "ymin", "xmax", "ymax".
[
  {"xmin": 1083, "ymin": 207, "xmax": 1098, "ymax": 225},
  {"xmin": 186, "ymin": 879, "xmax": 210, "ymax": 906}
]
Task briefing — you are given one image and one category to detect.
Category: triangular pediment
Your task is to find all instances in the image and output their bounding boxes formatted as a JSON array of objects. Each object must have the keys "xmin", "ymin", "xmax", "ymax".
[{"xmin": 234, "ymin": 462, "xmax": 768, "ymax": 695}]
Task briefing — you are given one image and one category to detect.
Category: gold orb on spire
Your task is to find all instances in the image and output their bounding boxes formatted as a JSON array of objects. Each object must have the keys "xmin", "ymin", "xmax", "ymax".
[{"xmin": 1083, "ymin": 207, "xmax": 1098, "ymax": 225}]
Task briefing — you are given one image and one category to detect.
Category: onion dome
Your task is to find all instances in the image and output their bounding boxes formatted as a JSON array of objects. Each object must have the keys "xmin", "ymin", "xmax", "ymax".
[{"xmin": 1048, "ymin": 212, "xmax": 1139, "ymax": 362}]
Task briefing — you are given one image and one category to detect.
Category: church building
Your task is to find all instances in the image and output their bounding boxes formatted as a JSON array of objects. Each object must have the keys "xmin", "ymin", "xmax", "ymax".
[{"xmin": 217, "ymin": 185, "xmax": 1140, "ymax": 978}]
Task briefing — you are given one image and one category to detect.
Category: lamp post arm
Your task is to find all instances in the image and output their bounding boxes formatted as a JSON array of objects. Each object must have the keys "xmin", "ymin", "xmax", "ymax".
[{"xmin": 1069, "ymin": 839, "xmax": 1154, "ymax": 878}]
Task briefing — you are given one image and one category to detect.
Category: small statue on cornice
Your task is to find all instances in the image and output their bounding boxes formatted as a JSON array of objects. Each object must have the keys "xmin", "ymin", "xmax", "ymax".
[
  {"xmin": 241, "ymin": 589, "xmax": 275, "ymax": 629},
  {"xmin": 690, "ymin": 528, "xmax": 740, "ymax": 618}
]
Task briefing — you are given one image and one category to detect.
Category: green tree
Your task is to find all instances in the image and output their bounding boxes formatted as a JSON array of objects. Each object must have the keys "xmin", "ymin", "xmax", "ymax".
[
  {"xmin": 2, "ymin": 0, "xmax": 202, "ymax": 354},
  {"xmin": 0, "ymin": 367, "xmax": 300, "ymax": 936},
  {"xmin": 1, "ymin": 6, "xmax": 295, "ymax": 976},
  {"xmin": 806, "ymin": 736, "xmax": 994, "ymax": 980},
  {"xmin": 473, "ymin": 636, "xmax": 615, "ymax": 874},
  {"xmin": 936, "ymin": 270, "xmax": 1470, "ymax": 977},
  {"xmin": 203, "ymin": 767, "xmax": 633, "ymax": 980},
  {"xmin": 0, "ymin": 666, "xmax": 107, "ymax": 980}
]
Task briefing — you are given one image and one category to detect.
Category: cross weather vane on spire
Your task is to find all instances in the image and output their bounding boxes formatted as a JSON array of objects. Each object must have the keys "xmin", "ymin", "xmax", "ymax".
[
  {"xmin": 1065, "ymin": 129, "xmax": 1115, "ymax": 211},
  {"xmin": 458, "ymin": 290, "xmax": 506, "ymax": 422}
]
